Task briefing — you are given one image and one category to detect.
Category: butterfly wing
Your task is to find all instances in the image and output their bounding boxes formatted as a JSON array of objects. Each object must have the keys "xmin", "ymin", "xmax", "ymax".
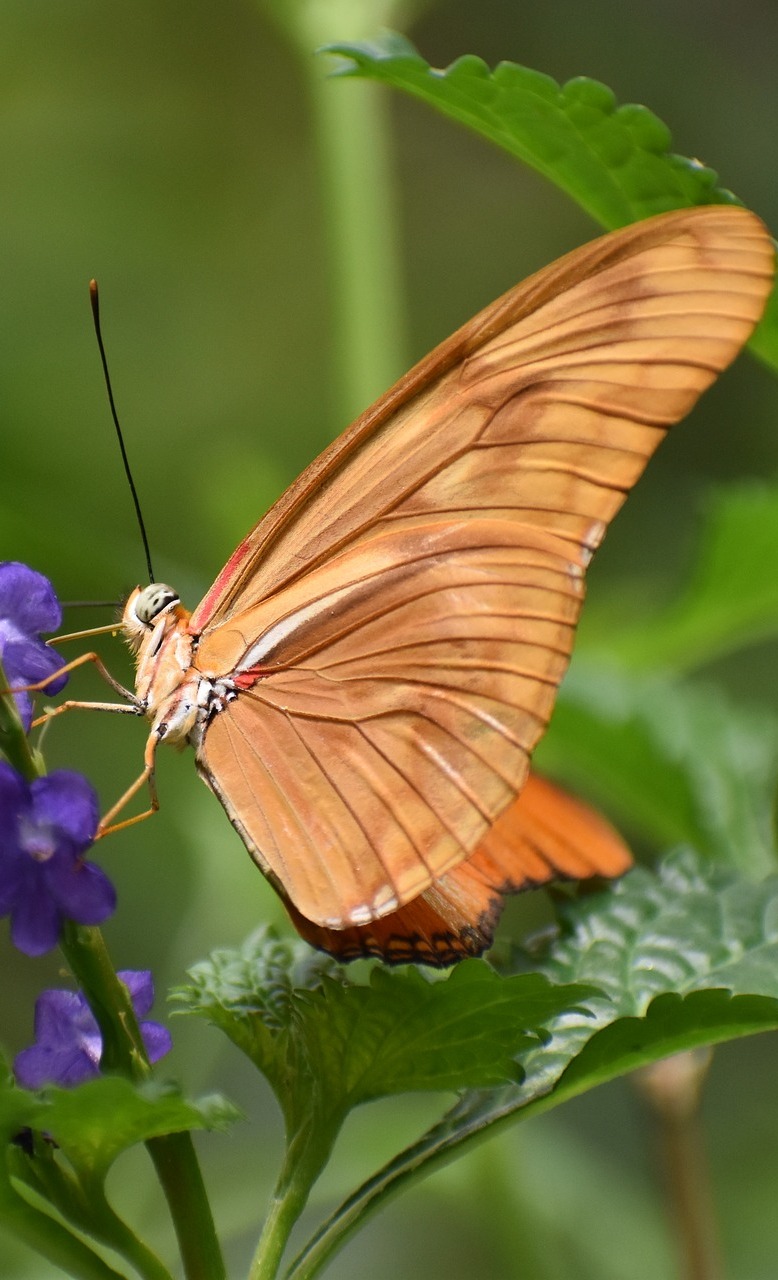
[
  {"xmin": 191, "ymin": 207, "xmax": 773, "ymax": 625},
  {"xmin": 192, "ymin": 207, "xmax": 773, "ymax": 933},
  {"xmin": 197, "ymin": 519, "xmax": 584, "ymax": 926},
  {"xmin": 282, "ymin": 772, "xmax": 632, "ymax": 964}
]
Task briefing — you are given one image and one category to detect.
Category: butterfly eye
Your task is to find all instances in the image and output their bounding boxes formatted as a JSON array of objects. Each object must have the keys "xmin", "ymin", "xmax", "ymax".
[{"xmin": 134, "ymin": 584, "xmax": 179, "ymax": 627}]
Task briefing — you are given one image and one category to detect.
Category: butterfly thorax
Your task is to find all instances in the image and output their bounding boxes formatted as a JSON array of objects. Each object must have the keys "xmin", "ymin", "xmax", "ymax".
[{"xmin": 121, "ymin": 583, "xmax": 236, "ymax": 751}]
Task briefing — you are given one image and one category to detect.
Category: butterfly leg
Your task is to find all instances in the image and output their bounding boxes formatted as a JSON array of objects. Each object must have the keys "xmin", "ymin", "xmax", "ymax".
[
  {"xmin": 3, "ymin": 651, "xmax": 140, "ymax": 731},
  {"xmin": 31, "ymin": 698, "xmax": 140, "ymax": 731},
  {"xmin": 95, "ymin": 731, "xmax": 160, "ymax": 840},
  {"xmin": 3, "ymin": 653, "xmax": 158, "ymax": 837},
  {"xmin": 31, "ymin": 649, "xmax": 137, "ymax": 705}
]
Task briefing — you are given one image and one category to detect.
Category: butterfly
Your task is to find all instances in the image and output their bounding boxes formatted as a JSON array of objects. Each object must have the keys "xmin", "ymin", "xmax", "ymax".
[{"xmin": 73, "ymin": 206, "xmax": 775, "ymax": 965}]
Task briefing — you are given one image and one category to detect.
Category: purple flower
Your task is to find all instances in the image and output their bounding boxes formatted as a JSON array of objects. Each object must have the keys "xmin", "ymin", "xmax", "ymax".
[
  {"xmin": 14, "ymin": 971, "xmax": 173, "ymax": 1088},
  {"xmin": 0, "ymin": 763, "xmax": 115, "ymax": 955},
  {"xmin": 0, "ymin": 562, "xmax": 68, "ymax": 731}
]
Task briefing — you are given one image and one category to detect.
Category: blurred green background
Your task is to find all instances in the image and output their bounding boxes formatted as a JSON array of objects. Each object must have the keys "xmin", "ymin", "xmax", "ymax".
[{"xmin": 2, "ymin": 1, "xmax": 778, "ymax": 1276}]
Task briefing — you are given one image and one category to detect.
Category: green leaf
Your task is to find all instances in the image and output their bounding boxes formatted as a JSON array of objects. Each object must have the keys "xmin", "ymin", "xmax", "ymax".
[
  {"xmin": 291, "ymin": 962, "xmax": 594, "ymax": 1101},
  {"xmin": 179, "ymin": 931, "xmax": 595, "ymax": 1277},
  {"xmin": 0, "ymin": 1076, "xmax": 129, "ymax": 1280},
  {"xmin": 176, "ymin": 930, "xmax": 594, "ymax": 1127},
  {"xmin": 0, "ymin": 1075, "xmax": 47, "ymax": 1142},
  {"xmin": 325, "ymin": 33, "xmax": 733, "ymax": 226},
  {"xmin": 511, "ymin": 847, "xmax": 778, "ymax": 1093},
  {"xmin": 535, "ymin": 661, "xmax": 778, "ymax": 875},
  {"xmin": 601, "ymin": 484, "xmax": 778, "ymax": 671},
  {"xmin": 543, "ymin": 849, "xmax": 778, "ymax": 993},
  {"xmin": 558, "ymin": 989, "xmax": 778, "ymax": 1095},
  {"xmin": 38, "ymin": 1078, "xmax": 237, "ymax": 1181},
  {"xmin": 173, "ymin": 930, "xmax": 343, "ymax": 1105},
  {"xmin": 324, "ymin": 34, "xmax": 778, "ymax": 375},
  {"xmin": 287, "ymin": 852, "xmax": 778, "ymax": 1279},
  {"xmin": 1, "ymin": 1077, "xmax": 223, "ymax": 1280}
]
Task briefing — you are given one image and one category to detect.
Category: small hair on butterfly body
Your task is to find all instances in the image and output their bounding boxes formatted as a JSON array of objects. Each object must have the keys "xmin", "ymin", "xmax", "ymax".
[{"xmin": 31, "ymin": 206, "xmax": 778, "ymax": 965}]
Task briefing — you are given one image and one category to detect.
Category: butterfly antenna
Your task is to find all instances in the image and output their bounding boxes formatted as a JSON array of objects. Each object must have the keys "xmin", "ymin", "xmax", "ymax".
[
  {"xmin": 89, "ymin": 279, "xmax": 156, "ymax": 584},
  {"xmin": 60, "ymin": 599, "xmax": 122, "ymax": 610}
]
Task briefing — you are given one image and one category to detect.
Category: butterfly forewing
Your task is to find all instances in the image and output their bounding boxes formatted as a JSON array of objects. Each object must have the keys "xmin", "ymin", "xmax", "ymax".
[
  {"xmin": 190, "ymin": 207, "xmax": 773, "ymax": 937},
  {"xmin": 197, "ymin": 522, "xmax": 584, "ymax": 925},
  {"xmin": 191, "ymin": 207, "xmax": 772, "ymax": 625}
]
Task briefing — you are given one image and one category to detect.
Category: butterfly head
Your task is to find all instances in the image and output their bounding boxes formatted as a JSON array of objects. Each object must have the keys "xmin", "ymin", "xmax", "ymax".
[{"xmin": 121, "ymin": 583, "xmax": 181, "ymax": 653}]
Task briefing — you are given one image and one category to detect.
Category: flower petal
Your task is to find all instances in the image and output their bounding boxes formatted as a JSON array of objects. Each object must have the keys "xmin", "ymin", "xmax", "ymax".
[
  {"xmin": 10, "ymin": 882, "xmax": 63, "ymax": 956},
  {"xmin": 32, "ymin": 772, "xmax": 99, "ymax": 848},
  {"xmin": 14, "ymin": 1041, "xmax": 99, "ymax": 1089},
  {"xmin": 139, "ymin": 1021, "xmax": 173, "ymax": 1064},
  {"xmin": 0, "ymin": 759, "xmax": 27, "ymax": 811},
  {"xmin": 14, "ymin": 974, "xmax": 172, "ymax": 1089},
  {"xmin": 0, "ymin": 633, "xmax": 67, "ymax": 730},
  {"xmin": 0, "ymin": 765, "xmax": 113, "ymax": 954},
  {"xmin": 46, "ymin": 857, "xmax": 116, "ymax": 925},
  {"xmin": 14, "ymin": 989, "xmax": 103, "ymax": 1088},
  {"xmin": 118, "ymin": 969, "xmax": 154, "ymax": 1016},
  {"xmin": 33, "ymin": 989, "xmax": 89, "ymax": 1041},
  {"xmin": 0, "ymin": 859, "xmax": 23, "ymax": 912},
  {"xmin": 0, "ymin": 564, "xmax": 67, "ymax": 729},
  {"xmin": 0, "ymin": 763, "xmax": 27, "ymax": 859},
  {"xmin": 1, "ymin": 633, "xmax": 67, "ymax": 691},
  {"xmin": 0, "ymin": 563, "xmax": 62, "ymax": 635}
]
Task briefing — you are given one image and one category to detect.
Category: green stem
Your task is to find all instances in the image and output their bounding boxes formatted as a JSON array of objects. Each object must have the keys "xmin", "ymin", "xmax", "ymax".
[
  {"xmin": 659, "ymin": 1107, "xmax": 722, "ymax": 1280},
  {"xmin": 146, "ymin": 1133, "xmax": 226, "ymax": 1280},
  {"xmin": 59, "ymin": 923, "xmax": 150, "ymax": 1079},
  {"xmin": 637, "ymin": 1052, "xmax": 723, "ymax": 1280},
  {"xmin": 304, "ymin": 45, "xmax": 406, "ymax": 419},
  {"xmin": 248, "ymin": 1123, "xmax": 338, "ymax": 1280},
  {"xmin": 58, "ymin": 928, "xmax": 225, "ymax": 1278},
  {"xmin": 261, "ymin": 0, "xmax": 408, "ymax": 422},
  {"xmin": 2, "ymin": 690, "xmax": 225, "ymax": 1279},
  {"xmin": 0, "ymin": 655, "xmax": 40, "ymax": 781},
  {"xmin": 284, "ymin": 1084, "xmax": 564, "ymax": 1280},
  {"xmin": 248, "ymin": 1176, "xmax": 307, "ymax": 1280}
]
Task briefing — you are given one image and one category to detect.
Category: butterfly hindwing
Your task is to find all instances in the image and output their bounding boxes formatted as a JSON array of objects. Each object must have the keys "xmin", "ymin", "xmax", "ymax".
[{"xmin": 281, "ymin": 773, "xmax": 633, "ymax": 964}]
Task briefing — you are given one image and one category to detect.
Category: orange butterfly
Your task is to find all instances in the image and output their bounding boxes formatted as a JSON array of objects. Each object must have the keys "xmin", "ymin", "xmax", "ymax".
[{"xmin": 58, "ymin": 207, "xmax": 777, "ymax": 964}]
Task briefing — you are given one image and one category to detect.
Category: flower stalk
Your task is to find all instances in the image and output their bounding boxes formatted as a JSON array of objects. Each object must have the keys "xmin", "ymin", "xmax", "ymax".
[{"xmin": 0, "ymin": 562, "xmax": 225, "ymax": 1280}]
